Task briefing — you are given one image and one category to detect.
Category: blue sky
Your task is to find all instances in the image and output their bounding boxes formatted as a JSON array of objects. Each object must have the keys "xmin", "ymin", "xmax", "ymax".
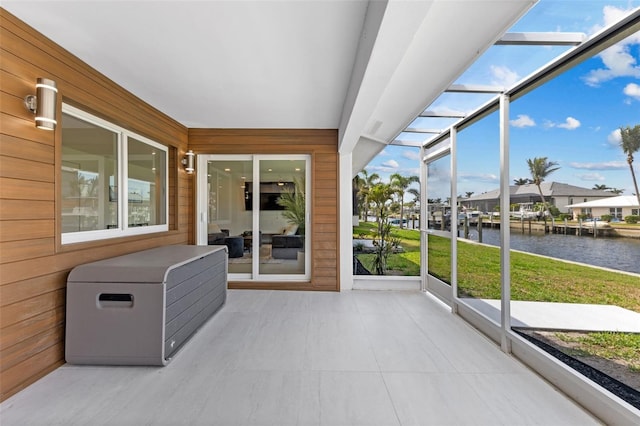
[{"xmin": 364, "ymin": 1, "xmax": 640, "ymax": 200}]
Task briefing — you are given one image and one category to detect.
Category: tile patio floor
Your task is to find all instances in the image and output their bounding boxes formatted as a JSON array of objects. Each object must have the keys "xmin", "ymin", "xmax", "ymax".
[{"xmin": 0, "ymin": 290, "xmax": 600, "ymax": 425}]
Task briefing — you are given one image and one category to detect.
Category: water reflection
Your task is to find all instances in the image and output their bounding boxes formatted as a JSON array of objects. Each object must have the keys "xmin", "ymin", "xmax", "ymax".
[{"xmin": 463, "ymin": 228, "xmax": 640, "ymax": 274}]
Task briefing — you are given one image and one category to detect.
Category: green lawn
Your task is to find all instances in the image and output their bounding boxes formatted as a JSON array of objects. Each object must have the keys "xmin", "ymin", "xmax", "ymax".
[
  {"xmin": 354, "ymin": 222, "xmax": 420, "ymax": 275},
  {"xmin": 353, "ymin": 223, "xmax": 640, "ymax": 313}
]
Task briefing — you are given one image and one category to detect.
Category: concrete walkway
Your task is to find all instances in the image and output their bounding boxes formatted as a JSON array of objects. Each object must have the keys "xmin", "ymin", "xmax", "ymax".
[{"xmin": 462, "ymin": 298, "xmax": 640, "ymax": 332}]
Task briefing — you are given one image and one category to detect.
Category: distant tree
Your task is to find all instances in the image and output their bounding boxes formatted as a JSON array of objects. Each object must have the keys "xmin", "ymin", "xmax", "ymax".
[
  {"xmin": 352, "ymin": 175, "xmax": 366, "ymax": 219},
  {"xmin": 390, "ymin": 173, "xmax": 419, "ymax": 229},
  {"xmin": 608, "ymin": 188, "xmax": 624, "ymax": 195},
  {"xmin": 592, "ymin": 184, "xmax": 610, "ymax": 191},
  {"xmin": 527, "ymin": 157, "xmax": 560, "ymax": 217},
  {"xmin": 465, "ymin": 191, "xmax": 474, "ymax": 198},
  {"xmin": 513, "ymin": 178, "xmax": 532, "ymax": 185},
  {"xmin": 620, "ymin": 125, "xmax": 640, "ymax": 208},
  {"xmin": 355, "ymin": 170, "xmax": 380, "ymax": 222}
]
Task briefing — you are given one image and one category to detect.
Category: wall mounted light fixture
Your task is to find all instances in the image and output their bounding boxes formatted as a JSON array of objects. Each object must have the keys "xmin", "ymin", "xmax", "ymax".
[
  {"xmin": 182, "ymin": 150, "xmax": 195, "ymax": 174},
  {"xmin": 24, "ymin": 78, "xmax": 58, "ymax": 131}
]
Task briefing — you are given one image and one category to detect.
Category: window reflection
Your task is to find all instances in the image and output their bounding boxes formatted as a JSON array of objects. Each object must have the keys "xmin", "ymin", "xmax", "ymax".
[{"xmin": 61, "ymin": 113, "xmax": 118, "ymax": 233}]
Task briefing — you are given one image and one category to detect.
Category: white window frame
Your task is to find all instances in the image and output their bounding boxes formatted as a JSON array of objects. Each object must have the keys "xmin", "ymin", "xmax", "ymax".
[{"xmin": 61, "ymin": 104, "xmax": 169, "ymax": 245}]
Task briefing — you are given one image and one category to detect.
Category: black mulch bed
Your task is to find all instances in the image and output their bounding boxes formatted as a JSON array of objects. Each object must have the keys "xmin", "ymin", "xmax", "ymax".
[{"xmin": 514, "ymin": 329, "xmax": 640, "ymax": 410}]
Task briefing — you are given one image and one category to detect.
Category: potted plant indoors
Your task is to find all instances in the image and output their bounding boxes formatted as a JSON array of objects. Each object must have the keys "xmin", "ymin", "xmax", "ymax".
[
  {"xmin": 275, "ymin": 177, "xmax": 306, "ymax": 266},
  {"xmin": 277, "ymin": 176, "xmax": 305, "ymax": 236}
]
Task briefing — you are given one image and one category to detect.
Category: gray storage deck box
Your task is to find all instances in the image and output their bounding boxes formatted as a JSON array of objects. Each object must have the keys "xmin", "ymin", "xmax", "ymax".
[{"xmin": 65, "ymin": 245, "xmax": 227, "ymax": 366}]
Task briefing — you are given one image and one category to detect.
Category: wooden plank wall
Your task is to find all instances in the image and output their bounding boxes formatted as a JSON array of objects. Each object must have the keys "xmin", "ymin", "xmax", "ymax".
[
  {"xmin": 188, "ymin": 129, "xmax": 340, "ymax": 292},
  {"xmin": 0, "ymin": 10, "xmax": 191, "ymax": 401}
]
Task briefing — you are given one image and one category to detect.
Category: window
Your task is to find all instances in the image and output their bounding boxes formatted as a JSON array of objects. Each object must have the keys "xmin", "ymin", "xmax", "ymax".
[
  {"xmin": 609, "ymin": 207, "xmax": 623, "ymax": 220},
  {"xmin": 61, "ymin": 104, "xmax": 168, "ymax": 244},
  {"xmin": 633, "ymin": 209, "xmax": 639, "ymax": 216}
]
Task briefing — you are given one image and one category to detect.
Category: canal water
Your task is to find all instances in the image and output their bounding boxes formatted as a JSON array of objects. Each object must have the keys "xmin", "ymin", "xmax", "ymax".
[{"xmin": 463, "ymin": 227, "xmax": 640, "ymax": 274}]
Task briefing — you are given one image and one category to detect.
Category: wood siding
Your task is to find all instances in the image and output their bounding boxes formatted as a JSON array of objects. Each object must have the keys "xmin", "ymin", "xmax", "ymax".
[
  {"xmin": 188, "ymin": 129, "xmax": 340, "ymax": 292},
  {"xmin": 0, "ymin": 10, "xmax": 190, "ymax": 401}
]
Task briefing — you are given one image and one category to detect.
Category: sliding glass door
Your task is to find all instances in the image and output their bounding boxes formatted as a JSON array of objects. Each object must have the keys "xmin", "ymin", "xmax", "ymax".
[{"xmin": 197, "ymin": 154, "xmax": 310, "ymax": 281}]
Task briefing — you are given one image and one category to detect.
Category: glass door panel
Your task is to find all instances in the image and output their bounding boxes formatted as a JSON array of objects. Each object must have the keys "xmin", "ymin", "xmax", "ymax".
[
  {"xmin": 206, "ymin": 158, "xmax": 253, "ymax": 276},
  {"xmin": 257, "ymin": 158, "xmax": 307, "ymax": 277}
]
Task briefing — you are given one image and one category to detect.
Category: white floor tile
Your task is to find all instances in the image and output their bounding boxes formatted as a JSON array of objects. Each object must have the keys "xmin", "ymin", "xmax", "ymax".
[
  {"xmin": 305, "ymin": 314, "xmax": 379, "ymax": 371},
  {"xmin": 319, "ymin": 371, "xmax": 400, "ymax": 426},
  {"xmin": 360, "ymin": 314, "xmax": 454, "ymax": 372},
  {"xmin": 460, "ymin": 372, "xmax": 600, "ymax": 425},
  {"xmin": 383, "ymin": 372, "xmax": 501, "ymax": 426}
]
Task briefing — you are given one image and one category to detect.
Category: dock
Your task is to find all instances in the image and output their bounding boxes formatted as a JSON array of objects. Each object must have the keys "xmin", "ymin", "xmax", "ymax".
[{"xmin": 461, "ymin": 216, "xmax": 618, "ymax": 238}]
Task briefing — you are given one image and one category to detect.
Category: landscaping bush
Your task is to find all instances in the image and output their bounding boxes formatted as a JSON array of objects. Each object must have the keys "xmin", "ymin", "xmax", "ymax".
[
  {"xmin": 624, "ymin": 215, "xmax": 639, "ymax": 224},
  {"xmin": 600, "ymin": 214, "xmax": 613, "ymax": 222},
  {"xmin": 558, "ymin": 213, "xmax": 572, "ymax": 221}
]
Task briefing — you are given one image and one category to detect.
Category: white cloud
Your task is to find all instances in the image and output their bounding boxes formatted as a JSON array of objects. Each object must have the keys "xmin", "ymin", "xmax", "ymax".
[
  {"xmin": 378, "ymin": 149, "xmax": 390, "ymax": 156},
  {"xmin": 544, "ymin": 117, "xmax": 581, "ymax": 130},
  {"xmin": 557, "ymin": 117, "xmax": 581, "ymax": 130},
  {"xmin": 402, "ymin": 150, "xmax": 420, "ymax": 161},
  {"xmin": 607, "ymin": 128, "xmax": 621, "ymax": 147},
  {"xmin": 575, "ymin": 173, "xmax": 605, "ymax": 182},
  {"xmin": 623, "ymin": 82, "xmax": 640, "ymax": 100},
  {"xmin": 458, "ymin": 172, "xmax": 499, "ymax": 183},
  {"xmin": 490, "ymin": 65, "xmax": 519, "ymax": 87},
  {"xmin": 569, "ymin": 161, "xmax": 626, "ymax": 170},
  {"xmin": 510, "ymin": 114, "xmax": 535, "ymax": 128},
  {"xmin": 583, "ymin": 6, "xmax": 640, "ymax": 86},
  {"xmin": 381, "ymin": 159, "xmax": 399, "ymax": 169},
  {"xmin": 426, "ymin": 106, "xmax": 466, "ymax": 116}
]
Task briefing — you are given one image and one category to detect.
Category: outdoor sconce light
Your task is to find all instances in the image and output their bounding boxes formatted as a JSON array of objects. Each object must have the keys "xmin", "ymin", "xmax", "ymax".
[
  {"xmin": 182, "ymin": 150, "xmax": 195, "ymax": 174},
  {"xmin": 24, "ymin": 78, "xmax": 58, "ymax": 131}
]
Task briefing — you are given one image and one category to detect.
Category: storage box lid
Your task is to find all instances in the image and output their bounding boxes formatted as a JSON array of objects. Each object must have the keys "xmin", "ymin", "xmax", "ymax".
[{"xmin": 67, "ymin": 245, "xmax": 226, "ymax": 283}]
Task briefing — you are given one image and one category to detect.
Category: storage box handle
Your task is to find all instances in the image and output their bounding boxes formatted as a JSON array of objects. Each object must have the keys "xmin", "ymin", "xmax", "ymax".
[{"xmin": 98, "ymin": 293, "xmax": 133, "ymax": 308}]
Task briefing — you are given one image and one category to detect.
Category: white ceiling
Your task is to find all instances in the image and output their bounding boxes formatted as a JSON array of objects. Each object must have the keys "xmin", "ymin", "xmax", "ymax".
[{"xmin": 2, "ymin": 0, "xmax": 535, "ymax": 170}]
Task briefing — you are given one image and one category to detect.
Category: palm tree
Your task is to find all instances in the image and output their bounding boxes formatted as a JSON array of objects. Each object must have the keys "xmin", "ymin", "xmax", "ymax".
[
  {"xmin": 464, "ymin": 191, "xmax": 474, "ymax": 198},
  {"xmin": 513, "ymin": 178, "xmax": 531, "ymax": 186},
  {"xmin": 608, "ymin": 188, "xmax": 625, "ymax": 195},
  {"xmin": 356, "ymin": 170, "xmax": 380, "ymax": 222},
  {"xmin": 527, "ymin": 157, "xmax": 560, "ymax": 217},
  {"xmin": 620, "ymin": 125, "xmax": 640, "ymax": 208},
  {"xmin": 390, "ymin": 173, "xmax": 419, "ymax": 229},
  {"xmin": 592, "ymin": 184, "xmax": 610, "ymax": 191},
  {"xmin": 367, "ymin": 183, "xmax": 396, "ymax": 274},
  {"xmin": 352, "ymin": 175, "xmax": 366, "ymax": 220}
]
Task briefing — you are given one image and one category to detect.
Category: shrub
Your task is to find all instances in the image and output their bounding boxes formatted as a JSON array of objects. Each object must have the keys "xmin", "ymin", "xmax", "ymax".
[
  {"xmin": 601, "ymin": 214, "xmax": 613, "ymax": 222},
  {"xmin": 578, "ymin": 214, "xmax": 589, "ymax": 221},
  {"xmin": 624, "ymin": 215, "xmax": 639, "ymax": 224},
  {"xmin": 558, "ymin": 213, "xmax": 572, "ymax": 221}
]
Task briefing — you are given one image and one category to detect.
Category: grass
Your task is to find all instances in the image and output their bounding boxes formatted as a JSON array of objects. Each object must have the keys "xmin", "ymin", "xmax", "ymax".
[
  {"xmin": 555, "ymin": 332, "xmax": 640, "ymax": 372},
  {"xmin": 354, "ymin": 222, "xmax": 420, "ymax": 275},
  {"xmin": 353, "ymin": 223, "xmax": 640, "ymax": 313}
]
